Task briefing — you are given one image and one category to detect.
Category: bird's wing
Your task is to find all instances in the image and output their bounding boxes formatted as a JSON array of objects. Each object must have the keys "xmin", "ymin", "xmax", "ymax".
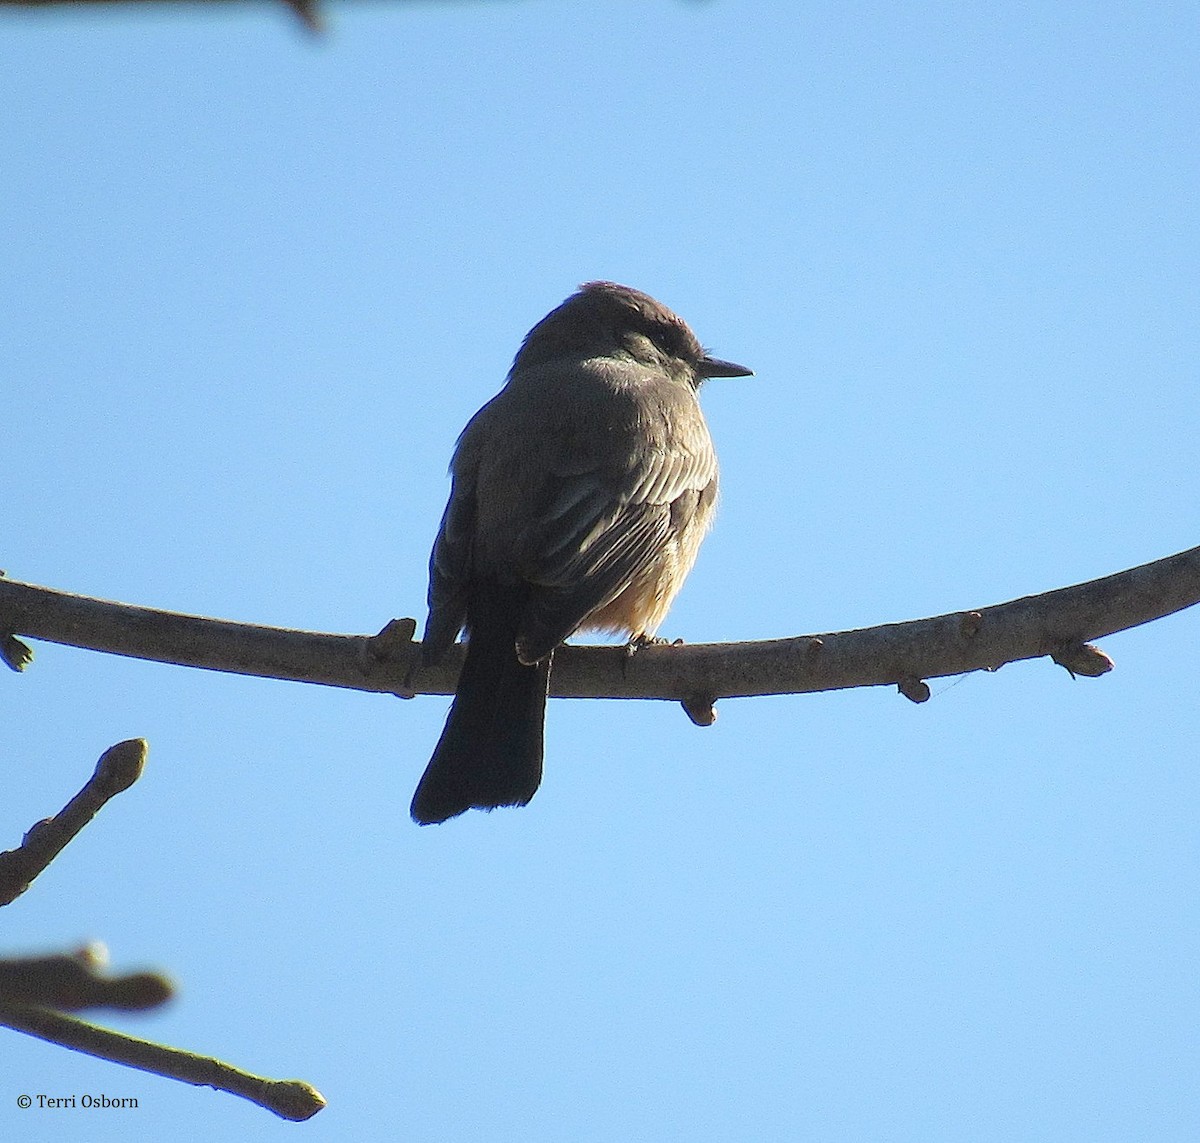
[
  {"xmin": 422, "ymin": 416, "xmax": 487, "ymax": 664},
  {"xmin": 515, "ymin": 433, "xmax": 716, "ymax": 663}
]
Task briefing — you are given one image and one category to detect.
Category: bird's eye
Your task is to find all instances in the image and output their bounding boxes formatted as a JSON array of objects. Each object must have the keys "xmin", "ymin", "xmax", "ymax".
[
  {"xmin": 653, "ymin": 320, "xmax": 695, "ymax": 360},
  {"xmin": 622, "ymin": 330, "xmax": 656, "ymax": 359}
]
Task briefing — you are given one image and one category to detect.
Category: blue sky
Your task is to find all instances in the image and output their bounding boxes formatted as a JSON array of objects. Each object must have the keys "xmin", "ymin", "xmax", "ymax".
[{"xmin": 4, "ymin": 1, "xmax": 1199, "ymax": 1139}]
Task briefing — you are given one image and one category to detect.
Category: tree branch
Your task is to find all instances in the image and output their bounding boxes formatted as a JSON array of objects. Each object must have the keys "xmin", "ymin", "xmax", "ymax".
[
  {"xmin": 0, "ymin": 944, "xmax": 172, "ymax": 1012},
  {"xmin": 0, "ymin": 1001, "xmax": 326, "ymax": 1120},
  {"xmin": 0, "ymin": 737, "xmax": 323, "ymax": 1118},
  {"xmin": 1, "ymin": 0, "xmax": 323, "ymax": 32},
  {"xmin": 1, "ymin": 545, "xmax": 1198, "ymax": 713},
  {"xmin": 0, "ymin": 739, "xmax": 148, "ymax": 907}
]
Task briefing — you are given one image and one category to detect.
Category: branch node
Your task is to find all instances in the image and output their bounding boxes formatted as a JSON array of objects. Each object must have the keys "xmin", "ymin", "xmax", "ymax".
[
  {"xmin": 680, "ymin": 694, "xmax": 718, "ymax": 727},
  {"xmin": 897, "ymin": 676, "xmax": 931, "ymax": 703},
  {"xmin": 1, "ymin": 632, "xmax": 32, "ymax": 672},
  {"xmin": 363, "ymin": 618, "xmax": 418, "ymax": 696},
  {"xmin": 959, "ymin": 610, "xmax": 983, "ymax": 638},
  {"xmin": 366, "ymin": 617, "xmax": 417, "ymax": 660},
  {"xmin": 804, "ymin": 636, "xmax": 824, "ymax": 660},
  {"xmin": 1051, "ymin": 642, "xmax": 1114, "ymax": 679}
]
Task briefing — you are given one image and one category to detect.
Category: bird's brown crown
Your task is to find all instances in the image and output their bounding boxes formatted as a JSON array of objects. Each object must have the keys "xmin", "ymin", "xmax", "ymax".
[{"xmin": 512, "ymin": 281, "xmax": 707, "ymax": 376}]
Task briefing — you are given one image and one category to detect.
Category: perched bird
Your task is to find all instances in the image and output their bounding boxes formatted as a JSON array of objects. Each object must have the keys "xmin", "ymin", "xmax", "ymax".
[{"xmin": 412, "ymin": 282, "xmax": 751, "ymax": 824}]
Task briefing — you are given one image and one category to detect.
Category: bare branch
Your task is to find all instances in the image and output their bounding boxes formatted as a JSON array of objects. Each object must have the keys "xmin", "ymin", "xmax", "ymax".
[
  {"xmin": 0, "ymin": 739, "xmax": 148, "ymax": 907},
  {"xmin": 0, "ymin": 0, "xmax": 322, "ymax": 31},
  {"xmin": 0, "ymin": 943, "xmax": 172, "ymax": 1012},
  {"xmin": 0, "ymin": 1001, "xmax": 326, "ymax": 1120},
  {"xmin": 1, "ymin": 545, "xmax": 1198, "ymax": 709}
]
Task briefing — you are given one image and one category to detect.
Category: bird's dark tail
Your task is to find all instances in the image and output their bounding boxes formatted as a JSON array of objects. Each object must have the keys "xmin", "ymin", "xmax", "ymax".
[{"xmin": 411, "ymin": 586, "xmax": 550, "ymax": 825}]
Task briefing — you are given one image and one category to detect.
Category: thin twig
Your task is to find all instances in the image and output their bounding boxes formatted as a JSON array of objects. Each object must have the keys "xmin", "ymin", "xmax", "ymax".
[
  {"xmin": 0, "ymin": 545, "xmax": 1198, "ymax": 707},
  {"xmin": 0, "ymin": 1001, "xmax": 326, "ymax": 1121},
  {"xmin": 0, "ymin": 739, "xmax": 148, "ymax": 907},
  {"xmin": 0, "ymin": 944, "xmax": 173, "ymax": 1012}
]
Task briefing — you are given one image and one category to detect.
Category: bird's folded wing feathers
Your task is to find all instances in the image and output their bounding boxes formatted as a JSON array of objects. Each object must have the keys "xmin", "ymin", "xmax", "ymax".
[
  {"xmin": 515, "ymin": 440, "xmax": 715, "ymax": 661},
  {"xmin": 422, "ymin": 475, "xmax": 475, "ymax": 664}
]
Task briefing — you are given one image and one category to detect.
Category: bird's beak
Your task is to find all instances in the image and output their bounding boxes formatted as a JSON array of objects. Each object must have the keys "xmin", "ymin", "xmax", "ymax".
[{"xmin": 697, "ymin": 355, "xmax": 754, "ymax": 379}]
